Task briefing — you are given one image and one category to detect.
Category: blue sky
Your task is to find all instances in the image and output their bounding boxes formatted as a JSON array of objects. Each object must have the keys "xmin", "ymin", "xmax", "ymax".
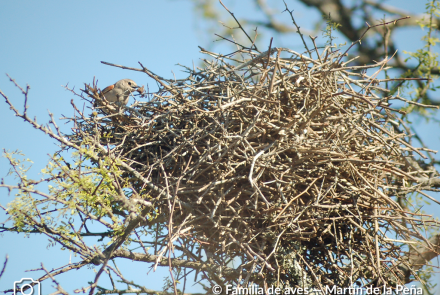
[{"xmin": 0, "ymin": 1, "xmax": 439, "ymax": 294}]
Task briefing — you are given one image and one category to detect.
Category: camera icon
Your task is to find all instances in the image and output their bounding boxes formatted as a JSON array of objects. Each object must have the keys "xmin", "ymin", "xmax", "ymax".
[{"xmin": 13, "ymin": 278, "xmax": 40, "ymax": 295}]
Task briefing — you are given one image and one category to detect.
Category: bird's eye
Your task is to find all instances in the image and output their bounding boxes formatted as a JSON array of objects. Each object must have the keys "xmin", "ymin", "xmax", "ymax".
[{"xmin": 128, "ymin": 82, "xmax": 132, "ymax": 85}]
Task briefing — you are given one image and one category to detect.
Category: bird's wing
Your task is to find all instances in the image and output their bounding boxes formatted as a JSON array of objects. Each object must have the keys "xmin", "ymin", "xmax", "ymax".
[{"xmin": 101, "ymin": 84, "xmax": 115, "ymax": 95}]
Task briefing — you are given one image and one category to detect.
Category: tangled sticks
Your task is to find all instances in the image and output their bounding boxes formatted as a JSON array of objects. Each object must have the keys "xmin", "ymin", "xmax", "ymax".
[{"xmin": 77, "ymin": 45, "xmax": 439, "ymax": 289}]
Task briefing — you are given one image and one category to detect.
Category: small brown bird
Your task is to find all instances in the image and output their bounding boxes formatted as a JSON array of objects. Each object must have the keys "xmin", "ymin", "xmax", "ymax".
[{"xmin": 101, "ymin": 79, "xmax": 139, "ymax": 105}]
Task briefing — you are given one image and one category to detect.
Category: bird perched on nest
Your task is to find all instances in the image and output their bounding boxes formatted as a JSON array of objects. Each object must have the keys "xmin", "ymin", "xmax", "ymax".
[{"xmin": 101, "ymin": 79, "xmax": 139, "ymax": 105}]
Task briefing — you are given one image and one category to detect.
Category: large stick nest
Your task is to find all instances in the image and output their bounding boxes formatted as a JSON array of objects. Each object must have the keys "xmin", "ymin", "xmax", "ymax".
[{"xmin": 74, "ymin": 45, "xmax": 438, "ymax": 288}]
